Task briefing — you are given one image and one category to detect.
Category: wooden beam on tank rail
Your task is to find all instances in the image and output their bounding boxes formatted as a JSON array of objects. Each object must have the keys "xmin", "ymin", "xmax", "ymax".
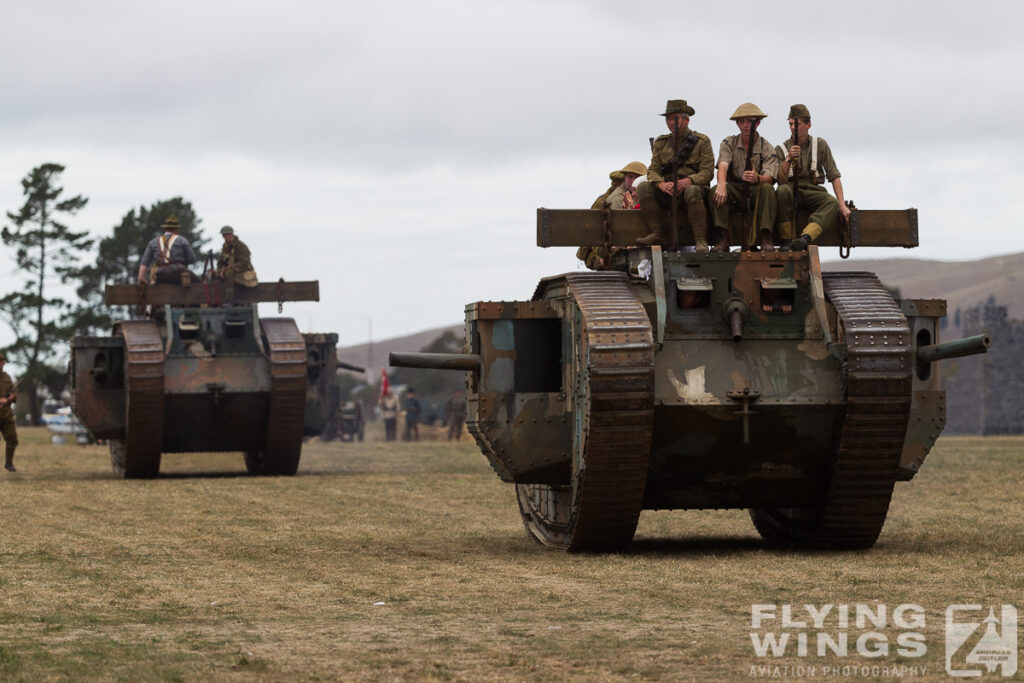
[
  {"xmin": 103, "ymin": 280, "xmax": 320, "ymax": 306},
  {"xmin": 536, "ymin": 207, "xmax": 919, "ymax": 248}
]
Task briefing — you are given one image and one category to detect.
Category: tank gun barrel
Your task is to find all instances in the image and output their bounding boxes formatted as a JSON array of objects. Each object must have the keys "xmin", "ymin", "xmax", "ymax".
[
  {"xmin": 337, "ymin": 361, "xmax": 365, "ymax": 373},
  {"xmin": 917, "ymin": 334, "xmax": 991, "ymax": 364},
  {"xmin": 389, "ymin": 352, "xmax": 481, "ymax": 372}
]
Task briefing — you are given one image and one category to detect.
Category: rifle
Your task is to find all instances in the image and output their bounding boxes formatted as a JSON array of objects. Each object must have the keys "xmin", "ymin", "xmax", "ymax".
[
  {"xmin": 790, "ymin": 124, "xmax": 801, "ymax": 231},
  {"xmin": 742, "ymin": 119, "xmax": 760, "ymax": 245},
  {"xmin": 669, "ymin": 120, "xmax": 681, "ymax": 251}
]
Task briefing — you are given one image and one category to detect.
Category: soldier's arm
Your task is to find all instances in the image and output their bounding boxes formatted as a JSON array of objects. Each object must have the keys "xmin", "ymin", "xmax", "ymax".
[
  {"xmin": 647, "ymin": 140, "xmax": 664, "ymax": 184},
  {"xmin": 689, "ymin": 136, "xmax": 715, "ymax": 186},
  {"xmin": 182, "ymin": 241, "xmax": 199, "ymax": 265},
  {"xmin": 760, "ymin": 141, "xmax": 780, "ymax": 184}
]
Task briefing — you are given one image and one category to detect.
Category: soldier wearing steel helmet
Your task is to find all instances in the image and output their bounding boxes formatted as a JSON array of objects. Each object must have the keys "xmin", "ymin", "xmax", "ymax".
[
  {"xmin": 710, "ymin": 103, "xmax": 780, "ymax": 252},
  {"xmin": 578, "ymin": 161, "xmax": 648, "ymax": 270},
  {"xmin": 774, "ymin": 104, "xmax": 849, "ymax": 251},
  {"xmin": 217, "ymin": 225, "xmax": 258, "ymax": 302},
  {"xmin": 635, "ymin": 99, "xmax": 715, "ymax": 250},
  {"xmin": 0, "ymin": 352, "xmax": 18, "ymax": 472}
]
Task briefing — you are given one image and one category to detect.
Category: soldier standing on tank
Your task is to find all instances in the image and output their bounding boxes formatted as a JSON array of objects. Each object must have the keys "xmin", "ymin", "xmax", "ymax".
[
  {"xmin": 217, "ymin": 226, "xmax": 258, "ymax": 303},
  {"xmin": 444, "ymin": 389, "xmax": 467, "ymax": 441},
  {"xmin": 577, "ymin": 161, "xmax": 648, "ymax": 270},
  {"xmin": 379, "ymin": 388, "xmax": 399, "ymax": 442},
  {"xmin": 0, "ymin": 353, "xmax": 18, "ymax": 472},
  {"xmin": 402, "ymin": 388, "xmax": 421, "ymax": 442},
  {"xmin": 138, "ymin": 215, "xmax": 198, "ymax": 285},
  {"xmin": 774, "ymin": 104, "xmax": 850, "ymax": 250},
  {"xmin": 710, "ymin": 103, "xmax": 780, "ymax": 252},
  {"xmin": 635, "ymin": 99, "xmax": 714, "ymax": 250}
]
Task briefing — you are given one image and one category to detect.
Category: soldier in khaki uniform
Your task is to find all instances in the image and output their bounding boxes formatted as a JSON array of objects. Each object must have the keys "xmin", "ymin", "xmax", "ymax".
[
  {"xmin": 711, "ymin": 103, "xmax": 780, "ymax": 252},
  {"xmin": 774, "ymin": 104, "xmax": 850, "ymax": 250},
  {"xmin": 444, "ymin": 389, "xmax": 467, "ymax": 441},
  {"xmin": 217, "ymin": 226, "xmax": 258, "ymax": 302},
  {"xmin": 635, "ymin": 99, "xmax": 715, "ymax": 250},
  {"xmin": 577, "ymin": 161, "xmax": 648, "ymax": 270},
  {"xmin": 0, "ymin": 353, "xmax": 18, "ymax": 472},
  {"xmin": 138, "ymin": 215, "xmax": 198, "ymax": 284}
]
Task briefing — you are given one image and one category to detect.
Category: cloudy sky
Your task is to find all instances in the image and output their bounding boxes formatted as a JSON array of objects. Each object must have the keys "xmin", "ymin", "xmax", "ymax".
[{"xmin": 1, "ymin": 0, "xmax": 1021, "ymax": 349}]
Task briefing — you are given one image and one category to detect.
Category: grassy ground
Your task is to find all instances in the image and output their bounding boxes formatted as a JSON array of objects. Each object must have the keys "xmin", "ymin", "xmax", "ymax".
[{"xmin": 0, "ymin": 427, "xmax": 1020, "ymax": 681}]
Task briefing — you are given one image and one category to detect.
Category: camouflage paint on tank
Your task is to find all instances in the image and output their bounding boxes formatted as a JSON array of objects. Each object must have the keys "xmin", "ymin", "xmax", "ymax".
[{"xmin": 465, "ymin": 300, "xmax": 571, "ymax": 484}]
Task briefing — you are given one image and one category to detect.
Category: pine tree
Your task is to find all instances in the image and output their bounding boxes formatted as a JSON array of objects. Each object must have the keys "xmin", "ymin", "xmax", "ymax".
[{"xmin": 0, "ymin": 163, "xmax": 91, "ymax": 422}]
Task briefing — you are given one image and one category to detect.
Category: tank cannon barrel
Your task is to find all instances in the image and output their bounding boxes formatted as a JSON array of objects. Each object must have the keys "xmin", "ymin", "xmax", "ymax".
[
  {"xmin": 389, "ymin": 352, "xmax": 481, "ymax": 372},
  {"xmin": 917, "ymin": 334, "xmax": 991, "ymax": 364},
  {"xmin": 337, "ymin": 361, "xmax": 365, "ymax": 373}
]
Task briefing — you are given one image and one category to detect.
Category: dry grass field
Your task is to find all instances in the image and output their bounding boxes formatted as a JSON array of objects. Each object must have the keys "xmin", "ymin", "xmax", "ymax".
[{"xmin": 0, "ymin": 427, "xmax": 1021, "ymax": 681}]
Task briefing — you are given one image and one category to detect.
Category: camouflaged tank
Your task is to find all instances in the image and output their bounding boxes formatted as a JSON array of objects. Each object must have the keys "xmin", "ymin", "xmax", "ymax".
[
  {"xmin": 391, "ymin": 206, "xmax": 990, "ymax": 551},
  {"xmin": 70, "ymin": 280, "xmax": 362, "ymax": 478}
]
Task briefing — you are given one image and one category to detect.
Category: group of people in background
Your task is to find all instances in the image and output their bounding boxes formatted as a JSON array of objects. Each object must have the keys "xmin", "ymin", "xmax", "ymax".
[
  {"xmin": 377, "ymin": 387, "xmax": 466, "ymax": 442},
  {"xmin": 580, "ymin": 99, "xmax": 848, "ymax": 268}
]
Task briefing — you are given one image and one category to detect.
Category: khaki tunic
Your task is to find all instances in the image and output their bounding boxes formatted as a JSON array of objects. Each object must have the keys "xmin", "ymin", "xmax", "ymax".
[
  {"xmin": 218, "ymin": 238, "xmax": 258, "ymax": 287},
  {"xmin": 0, "ymin": 372, "xmax": 16, "ymax": 420},
  {"xmin": 717, "ymin": 133, "xmax": 780, "ymax": 182},
  {"xmin": 774, "ymin": 136, "xmax": 841, "ymax": 184},
  {"xmin": 647, "ymin": 128, "xmax": 715, "ymax": 186},
  {"xmin": 0, "ymin": 371, "xmax": 18, "ymax": 450}
]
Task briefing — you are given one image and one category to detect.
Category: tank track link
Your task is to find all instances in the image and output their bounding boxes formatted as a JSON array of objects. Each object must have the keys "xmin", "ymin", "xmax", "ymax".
[
  {"xmin": 111, "ymin": 320, "xmax": 165, "ymax": 478},
  {"xmin": 516, "ymin": 271, "xmax": 654, "ymax": 551},
  {"xmin": 751, "ymin": 272, "xmax": 912, "ymax": 548},
  {"xmin": 246, "ymin": 318, "xmax": 309, "ymax": 475}
]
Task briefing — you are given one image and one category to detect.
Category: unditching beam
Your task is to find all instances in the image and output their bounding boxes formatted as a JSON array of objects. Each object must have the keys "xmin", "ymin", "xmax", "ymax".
[{"xmin": 104, "ymin": 280, "xmax": 320, "ymax": 306}]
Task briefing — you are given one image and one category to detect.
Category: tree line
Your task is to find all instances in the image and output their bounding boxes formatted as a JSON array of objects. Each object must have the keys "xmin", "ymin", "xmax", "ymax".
[{"xmin": 0, "ymin": 162, "xmax": 210, "ymax": 423}]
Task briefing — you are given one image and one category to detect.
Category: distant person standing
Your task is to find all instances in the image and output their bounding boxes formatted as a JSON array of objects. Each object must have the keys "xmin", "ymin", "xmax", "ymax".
[
  {"xmin": 402, "ymin": 388, "xmax": 421, "ymax": 442},
  {"xmin": 445, "ymin": 389, "xmax": 467, "ymax": 441},
  {"xmin": 138, "ymin": 215, "xmax": 198, "ymax": 284},
  {"xmin": 0, "ymin": 353, "xmax": 18, "ymax": 472},
  {"xmin": 379, "ymin": 389, "xmax": 399, "ymax": 442}
]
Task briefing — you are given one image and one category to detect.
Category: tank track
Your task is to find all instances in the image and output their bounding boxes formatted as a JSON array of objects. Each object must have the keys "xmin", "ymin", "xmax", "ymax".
[
  {"xmin": 246, "ymin": 318, "xmax": 309, "ymax": 475},
  {"xmin": 112, "ymin": 320, "xmax": 165, "ymax": 478},
  {"xmin": 751, "ymin": 272, "xmax": 911, "ymax": 548},
  {"xmin": 516, "ymin": 272, "xmax": 654, "ymax": 551}
]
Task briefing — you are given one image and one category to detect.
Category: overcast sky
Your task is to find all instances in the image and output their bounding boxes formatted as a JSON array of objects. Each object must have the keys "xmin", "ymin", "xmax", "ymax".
[{"xmin": 1, "ymin": 0, "xmax": 1021, "ymax": 351}]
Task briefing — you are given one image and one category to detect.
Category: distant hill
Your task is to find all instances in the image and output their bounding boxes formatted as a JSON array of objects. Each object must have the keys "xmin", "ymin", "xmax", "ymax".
[
  {"xmin": 337, "ymin": 324, "xmax": 462, "ymax": 375},
  {"xmin": 338, "ymin": 252, "xmax": 1023, "ymax": 369},
  {"xmin": 823, "ymin": 251, "xmax": 1024, "ymax": 325}
]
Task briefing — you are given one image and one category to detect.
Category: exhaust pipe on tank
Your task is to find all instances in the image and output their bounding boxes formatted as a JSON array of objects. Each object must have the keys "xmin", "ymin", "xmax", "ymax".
[{"xmin": 722, "ymin": 298, "xmax": 750, "ymax": 342}]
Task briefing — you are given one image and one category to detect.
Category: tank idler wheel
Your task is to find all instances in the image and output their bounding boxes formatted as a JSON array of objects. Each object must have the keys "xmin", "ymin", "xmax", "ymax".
[{"xmin": 109, "ymin": 438, "xmax": 161, "ymax": 479}]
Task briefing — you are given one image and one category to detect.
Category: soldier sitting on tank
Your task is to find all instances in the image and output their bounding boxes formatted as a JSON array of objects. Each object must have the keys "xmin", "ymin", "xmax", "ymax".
[
  {"xmin": 774, "ymin": 104, "xmax": 850, "ymax": 251},
  {"xmin": 577, "ymin": 161, "xmax": 647, "ymax": 270},
  {"xmin": 138, "ymin": 215, "xmax": 198, "ymax": 285},
  {"xmin": 635, "ymin": 99, "xmax": 714, "ymax": 250},
  {"xmin": 217, "ymin": 225, "xmax": 258, "ymax": 303},
  {"xmin": 710, "ymin": 103, "xmax": 779, "ymax": 252}
]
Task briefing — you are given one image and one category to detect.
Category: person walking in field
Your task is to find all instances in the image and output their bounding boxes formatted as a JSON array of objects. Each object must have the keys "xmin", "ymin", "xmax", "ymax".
[
  {"xmin": 402, "ymin": 388, "xmax": 421, "ymax": 442},
  {"xmin": 0, "ymin": 353, "xmax": 19, "ymax": 472}
]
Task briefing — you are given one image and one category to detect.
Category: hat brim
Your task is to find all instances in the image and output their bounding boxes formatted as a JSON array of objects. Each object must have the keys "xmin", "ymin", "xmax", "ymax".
[{"xmin": 661, "ymin": 107, "xmax": 695, "ymax": 117}]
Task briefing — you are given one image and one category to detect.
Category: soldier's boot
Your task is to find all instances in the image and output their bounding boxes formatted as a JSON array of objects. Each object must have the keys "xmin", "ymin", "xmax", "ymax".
[
  {"xmin": 712, "ymin": 227, "xmax": 731, "ymax": 253},
  {"xmin": 790, "ymin": 234, "xmax": 812, "ymax": 251},
  {"xmin": 636, "ymin": 188, "xmax": 665, "ymax": 246},
  {"xmin": 224, "ymin": 279, "xmax": 236, "ymax": 305},
  {"xmin": 790, "ymin": 222, "xmax": 822, "ymax": 252},
  {"xmin": 180, "ymin": 270, "xmax": 191, "ymax": 287},
  {"xmin": 688, "ymin": 203, "xmax": 710, "ymax": 253},
  {"xmin": 760, "ymin": 229, "xmax": 775, "ymax": 253},
  {"xmin": 4, "ymin": 448, "xmax": 15, "ymax": 472},
  {"xmin": 636, "ymin": 228, "xmax": 664, "ymax": 246}
]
